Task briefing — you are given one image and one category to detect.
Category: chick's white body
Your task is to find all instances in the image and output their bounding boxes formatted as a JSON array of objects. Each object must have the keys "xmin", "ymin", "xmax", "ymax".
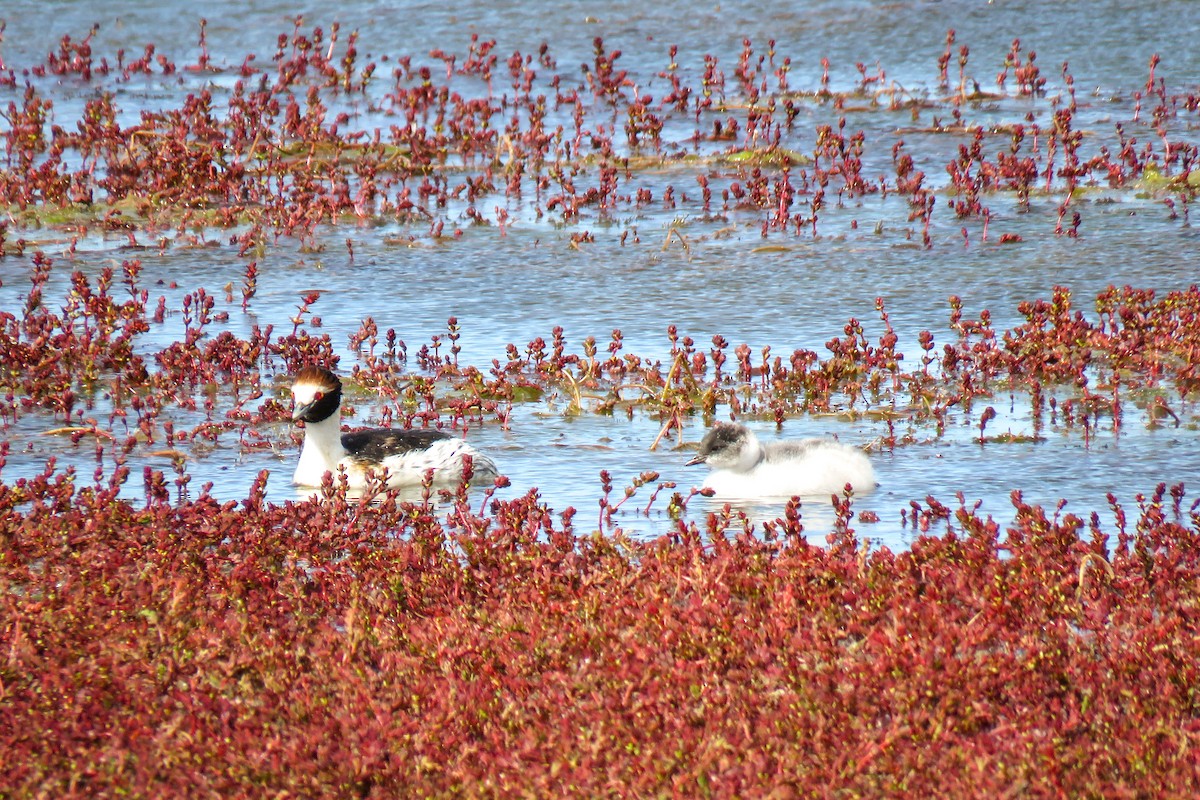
[
  {"xmin": 688, "ymin": 422, "xmax": 875, "ymax": 499},
  {"xmin": 291, "ymin": 366, "xmax": 498, "ymax": 489}
]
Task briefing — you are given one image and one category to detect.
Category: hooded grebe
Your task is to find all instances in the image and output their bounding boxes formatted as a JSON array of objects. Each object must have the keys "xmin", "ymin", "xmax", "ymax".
[
  {"xmin": 291, "ymin": 366, "xmax": 498, "ymax": 489},
  {"xmin": 686, "ymin": 422, "xmax": 875, "ymax": 499}
]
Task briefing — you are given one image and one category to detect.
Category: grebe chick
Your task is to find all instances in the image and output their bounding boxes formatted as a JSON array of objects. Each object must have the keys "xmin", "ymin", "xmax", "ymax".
[
  {"xmin": 686, "ymin": 422, "xmax": 875, "ymax": 499},
  {"xmin": 290, "ymin": 366, "xmax": 498, "ymax": 489}
]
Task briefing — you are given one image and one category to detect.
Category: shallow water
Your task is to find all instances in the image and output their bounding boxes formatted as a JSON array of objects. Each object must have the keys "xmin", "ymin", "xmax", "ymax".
[{"xmin": 2, "ymin": 1, "xmax": 1199, "ymax": 549}]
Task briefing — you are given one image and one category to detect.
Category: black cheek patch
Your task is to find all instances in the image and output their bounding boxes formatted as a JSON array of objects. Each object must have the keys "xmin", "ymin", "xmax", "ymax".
[{"xmin": 299, "ymin": 386, "xmax": 342, "ymax": 423}]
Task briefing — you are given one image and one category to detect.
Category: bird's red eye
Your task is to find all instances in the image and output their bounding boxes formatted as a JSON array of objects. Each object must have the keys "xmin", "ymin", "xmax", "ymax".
[{"xmin": 314, "ymin": 391, "xmax": 324, "ymax": 401}]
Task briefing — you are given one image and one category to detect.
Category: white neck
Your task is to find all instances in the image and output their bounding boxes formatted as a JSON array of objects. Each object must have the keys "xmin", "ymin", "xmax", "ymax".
[
  {"xmin": 295, "ymin": 413, "xmax": 345, "ymax": 483},
  {"xmin": 737, "ymin": 432, "xmax": 765, "ymax": 471}
]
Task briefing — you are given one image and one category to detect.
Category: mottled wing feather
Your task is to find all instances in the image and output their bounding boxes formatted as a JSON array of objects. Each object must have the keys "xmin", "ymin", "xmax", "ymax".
[{"xmin": 341, "ymin": 428, "xmax": 452, "ymax": 465}]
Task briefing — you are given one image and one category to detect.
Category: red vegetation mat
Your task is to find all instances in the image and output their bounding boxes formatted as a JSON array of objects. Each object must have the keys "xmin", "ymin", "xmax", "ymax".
[
  {"xmin": 3, "ymin": 467, "xmax": 1198, "ymax": 796},
  {"xmin": 1, "ymin": 23, "xmax": 1197, "ymax": 249}
]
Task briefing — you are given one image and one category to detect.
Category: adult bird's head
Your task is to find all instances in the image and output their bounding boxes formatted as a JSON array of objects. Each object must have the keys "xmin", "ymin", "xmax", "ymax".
[{"xmin": 291, "ymin": 365, "xmax": 343, "ymax": 424}]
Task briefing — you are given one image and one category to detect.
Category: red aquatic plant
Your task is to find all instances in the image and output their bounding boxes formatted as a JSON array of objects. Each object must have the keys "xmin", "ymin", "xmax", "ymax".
[{"xmin": 3, "ymin": 461, "xmax": 1200, "ymax": 796}]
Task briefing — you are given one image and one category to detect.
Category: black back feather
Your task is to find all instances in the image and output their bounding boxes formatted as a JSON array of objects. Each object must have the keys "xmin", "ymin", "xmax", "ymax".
[{"xmin": 341, "ymin": 428, "xmax": 452, "ymax": 464}]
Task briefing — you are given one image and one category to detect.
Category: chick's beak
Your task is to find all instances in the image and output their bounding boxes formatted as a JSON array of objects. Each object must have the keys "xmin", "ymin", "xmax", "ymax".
[{"xmin": 684, "ymin": 454, "xmax": 706, "ymax": 467}]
